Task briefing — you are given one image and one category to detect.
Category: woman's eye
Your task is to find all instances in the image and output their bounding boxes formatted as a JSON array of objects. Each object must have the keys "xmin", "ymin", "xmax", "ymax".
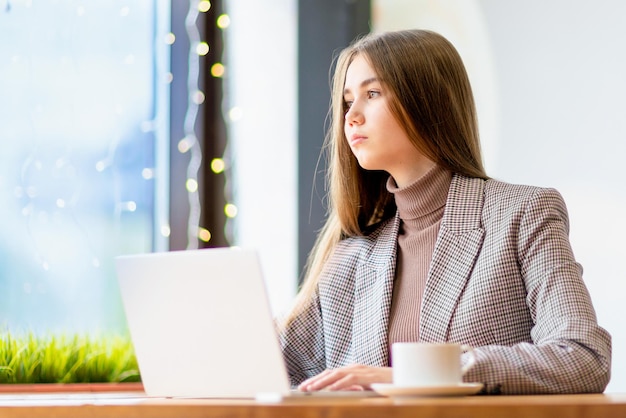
[
  {"xmin": 344, "ymin": 101, "xmax": 353, "ymax": 109},
  {"xmin": 367, "ymin": 90, "xmax": 380, "ymax": 99}
]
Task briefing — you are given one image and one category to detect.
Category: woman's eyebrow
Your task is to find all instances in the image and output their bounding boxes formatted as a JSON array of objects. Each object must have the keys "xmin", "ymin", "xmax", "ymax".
[{"xmin": 343, "ymin": 77, "xmax": 379, "ymax": 95}]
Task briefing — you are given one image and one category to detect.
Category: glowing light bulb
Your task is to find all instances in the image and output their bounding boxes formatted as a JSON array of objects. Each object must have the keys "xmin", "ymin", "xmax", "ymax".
[
  {"xmin": 192, "ymin": 90, "xmax": 205, "ymax": 105},
  {"xmin": 210, "ymin": 63, "xmax": 225, "ymax": 78},
  {"xmin": 142, "ymin": 168, "xmax": 154, "ymax": 179},
  {"xmin": 228, "ymin": 107, "xmax": 243, "ymax": 121},
  {"xmin": 210, "ymin": 158, "xmax": 225, "ymax": 173},
  {"xmin": 186, "ymin": 178, "xmax": 198, "ymax": 193},
  {"xmin": 198, "ymin": 1, "xmax": 211, "ymax": 12},
  {"xmin": 224, "ymin": 203, "xmax": 238, "ymax": 218},
  {"xmin": 178, "ymin": 136, "xmax": 194, "ymax": 153},
  {"xmin": 196, "ymin": 42, "xmax": 210, "ymax": 56},
  {"xmin": 217, "ymin": 14, "xmax": 230, "ymax": 29},
  {"xmin": 124, "ymin": 201, "xmax": 137, "ymax": 212},
  {"xmin": 198, "ymin": 227, "xmax": 212, "ymax": 242}
]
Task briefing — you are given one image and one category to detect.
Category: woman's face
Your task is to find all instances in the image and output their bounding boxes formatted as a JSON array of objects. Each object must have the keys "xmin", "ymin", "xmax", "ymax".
[{"xmin": 343, "ymin": 54, "xmax": 434, "ymax": 187}]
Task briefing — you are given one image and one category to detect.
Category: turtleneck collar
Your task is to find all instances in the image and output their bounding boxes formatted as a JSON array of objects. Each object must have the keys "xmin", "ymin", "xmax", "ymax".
[{"xmin": 386, "ymin": 164, "xmax": 452, "ymax": 221}]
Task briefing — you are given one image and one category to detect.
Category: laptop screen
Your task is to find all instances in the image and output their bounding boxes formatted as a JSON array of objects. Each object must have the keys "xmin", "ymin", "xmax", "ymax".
[{"xmin": 115, "ymin": 247, "xmax": 291, "ymax": 398}]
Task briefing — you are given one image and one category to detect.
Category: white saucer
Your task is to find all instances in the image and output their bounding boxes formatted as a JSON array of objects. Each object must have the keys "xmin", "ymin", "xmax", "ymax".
[{"xmin": 370, "ymin": 382, "xmax": 483, "ymax": 398}]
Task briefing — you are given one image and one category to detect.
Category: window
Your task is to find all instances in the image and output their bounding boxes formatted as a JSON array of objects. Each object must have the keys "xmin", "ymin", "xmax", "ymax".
[{"xmin": 0, "ymin": 1, "xmax": 170, "ymax": 335}]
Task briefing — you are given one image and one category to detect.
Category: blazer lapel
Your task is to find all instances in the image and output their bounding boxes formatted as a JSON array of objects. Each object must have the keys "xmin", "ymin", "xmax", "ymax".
[
  {"xmin": 419, "ymin": 174, "xmax": 486, "ymax": 342},
  {"xmin": 352, "ymin": 216, "xmax": 400, "ymax": 367}
]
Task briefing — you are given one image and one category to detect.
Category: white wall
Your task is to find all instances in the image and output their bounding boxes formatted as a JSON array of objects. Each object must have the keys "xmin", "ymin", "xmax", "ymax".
[
  {"xmin": 223, "ymin": 0, "xmax": 298, "ymax": 316},
  {"xmin": 373, "ymin": 0, "xmax": 626, "ymax": 392}
]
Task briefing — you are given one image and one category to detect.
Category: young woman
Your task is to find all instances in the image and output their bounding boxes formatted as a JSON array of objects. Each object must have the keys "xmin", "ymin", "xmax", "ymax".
[{"xmin": 278, "ymin": 29, "xmax": 611, "ymax": 394}]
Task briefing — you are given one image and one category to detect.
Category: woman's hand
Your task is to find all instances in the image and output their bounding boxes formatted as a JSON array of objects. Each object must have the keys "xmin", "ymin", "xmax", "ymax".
[{"xmin": 297, "ymin": 365, "xmax": 392, "ymax": 392}]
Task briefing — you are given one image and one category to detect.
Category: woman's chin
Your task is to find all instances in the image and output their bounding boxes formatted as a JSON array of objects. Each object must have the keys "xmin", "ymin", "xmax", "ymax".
[{"xmin": 353, "ymin": 157, "xmax": 379, "ymax": 171}]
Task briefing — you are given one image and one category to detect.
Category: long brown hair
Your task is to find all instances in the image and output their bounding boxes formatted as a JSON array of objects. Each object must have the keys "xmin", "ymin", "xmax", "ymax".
[{"xmin": 282, "ymin": 29, "xmax": 487, "ymax": 324}]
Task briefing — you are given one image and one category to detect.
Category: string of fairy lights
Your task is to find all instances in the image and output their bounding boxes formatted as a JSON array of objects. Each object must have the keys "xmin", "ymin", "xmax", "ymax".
[
  {"xmin": 1, "ymin": 0, "xmax": 233, "ymax": 265},
  {"xmin": 0, "ymin": 0, "xmax": 243, "ymax": 334},
  {"xmin": 173, "ymin": 0, "xmax": 234, "ymax": 249}
]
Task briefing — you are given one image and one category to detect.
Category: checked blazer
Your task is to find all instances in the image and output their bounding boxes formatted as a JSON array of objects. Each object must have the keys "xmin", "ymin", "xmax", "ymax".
[{"xmin": 280, "ymin": 174, "xmax": 612, "ymax": 394}]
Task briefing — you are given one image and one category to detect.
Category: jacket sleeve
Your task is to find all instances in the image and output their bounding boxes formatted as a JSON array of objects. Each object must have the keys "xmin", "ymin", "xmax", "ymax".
[
  {"xmin": 463, "ymin": 187, "xmax": 612, "ymax": 394},
  {"xmin": 278, "ymin": 290, "xmax": 327, "ymax": 387}
]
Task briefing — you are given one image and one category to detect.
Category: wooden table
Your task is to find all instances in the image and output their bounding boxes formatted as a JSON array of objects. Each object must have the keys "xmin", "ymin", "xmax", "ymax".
[{"xmin": 1, "ymin": 390, "xmax": 626, "ymax": 418}]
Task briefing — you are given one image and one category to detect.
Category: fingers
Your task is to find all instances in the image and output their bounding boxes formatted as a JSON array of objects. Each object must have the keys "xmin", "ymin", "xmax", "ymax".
[
  {"xmin": 298, "ymin": 368, "xmax": 343, "ymax": 392},
  {"xmin": 297, "ymin": 365, "xmax": 391, "ymax": 392},
  {"xmin": 325, "ymin": 373, "xmax": 365, "ymax": 391}
]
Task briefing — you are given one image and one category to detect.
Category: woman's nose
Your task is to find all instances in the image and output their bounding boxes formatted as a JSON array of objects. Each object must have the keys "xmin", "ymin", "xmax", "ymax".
[{"xmin": 345, "ymin": 103, "xmax": 364, "ymax": 126}]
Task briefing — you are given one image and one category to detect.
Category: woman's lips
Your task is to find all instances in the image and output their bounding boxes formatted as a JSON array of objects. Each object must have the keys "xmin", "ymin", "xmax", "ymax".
[{"xmin": 349, "ymin": 133, "xmax": 367, "ymax": 146}]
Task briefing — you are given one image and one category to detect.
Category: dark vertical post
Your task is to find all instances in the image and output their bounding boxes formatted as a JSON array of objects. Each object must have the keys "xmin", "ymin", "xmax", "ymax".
[
  {"xmin": 199, "ymin": 0, "xmax": 229, "ymax": 248},
  {"xmin": 169, "ymin": 1, "xmax": 228, "ymax": 251},
  {"xmin": 297, "ymin": 0, "xmax": 371, "ymax": 279}
]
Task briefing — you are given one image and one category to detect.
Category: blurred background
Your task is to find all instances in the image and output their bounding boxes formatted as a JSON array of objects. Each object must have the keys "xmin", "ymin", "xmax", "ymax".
[{"xmin": 0, "ymin": 0, "xmax": 623, "ymax": 391}]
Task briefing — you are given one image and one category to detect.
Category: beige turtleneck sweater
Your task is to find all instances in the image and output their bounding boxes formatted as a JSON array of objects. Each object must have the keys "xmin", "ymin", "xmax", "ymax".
[{"xmin": 386, "ymin": 164, "xmax": 452, "ymax": 350}]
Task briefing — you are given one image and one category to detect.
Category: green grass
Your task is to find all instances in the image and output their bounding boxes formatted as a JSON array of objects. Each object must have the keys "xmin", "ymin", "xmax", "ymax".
[{"xmin": 0, "ymin": 331, "xmax": 141, "ymax": 384}]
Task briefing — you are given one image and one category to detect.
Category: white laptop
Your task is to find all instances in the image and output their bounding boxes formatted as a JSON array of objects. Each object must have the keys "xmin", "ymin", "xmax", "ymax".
[{"xmin": 115, "ymin": 247, "xmax": 377, "ymax": 400}]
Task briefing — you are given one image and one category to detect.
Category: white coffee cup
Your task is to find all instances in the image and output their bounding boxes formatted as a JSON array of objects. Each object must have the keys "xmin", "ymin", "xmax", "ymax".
[{"xmin": 391, "ymin": 342, "xmax": 476, "ymax": 387}]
